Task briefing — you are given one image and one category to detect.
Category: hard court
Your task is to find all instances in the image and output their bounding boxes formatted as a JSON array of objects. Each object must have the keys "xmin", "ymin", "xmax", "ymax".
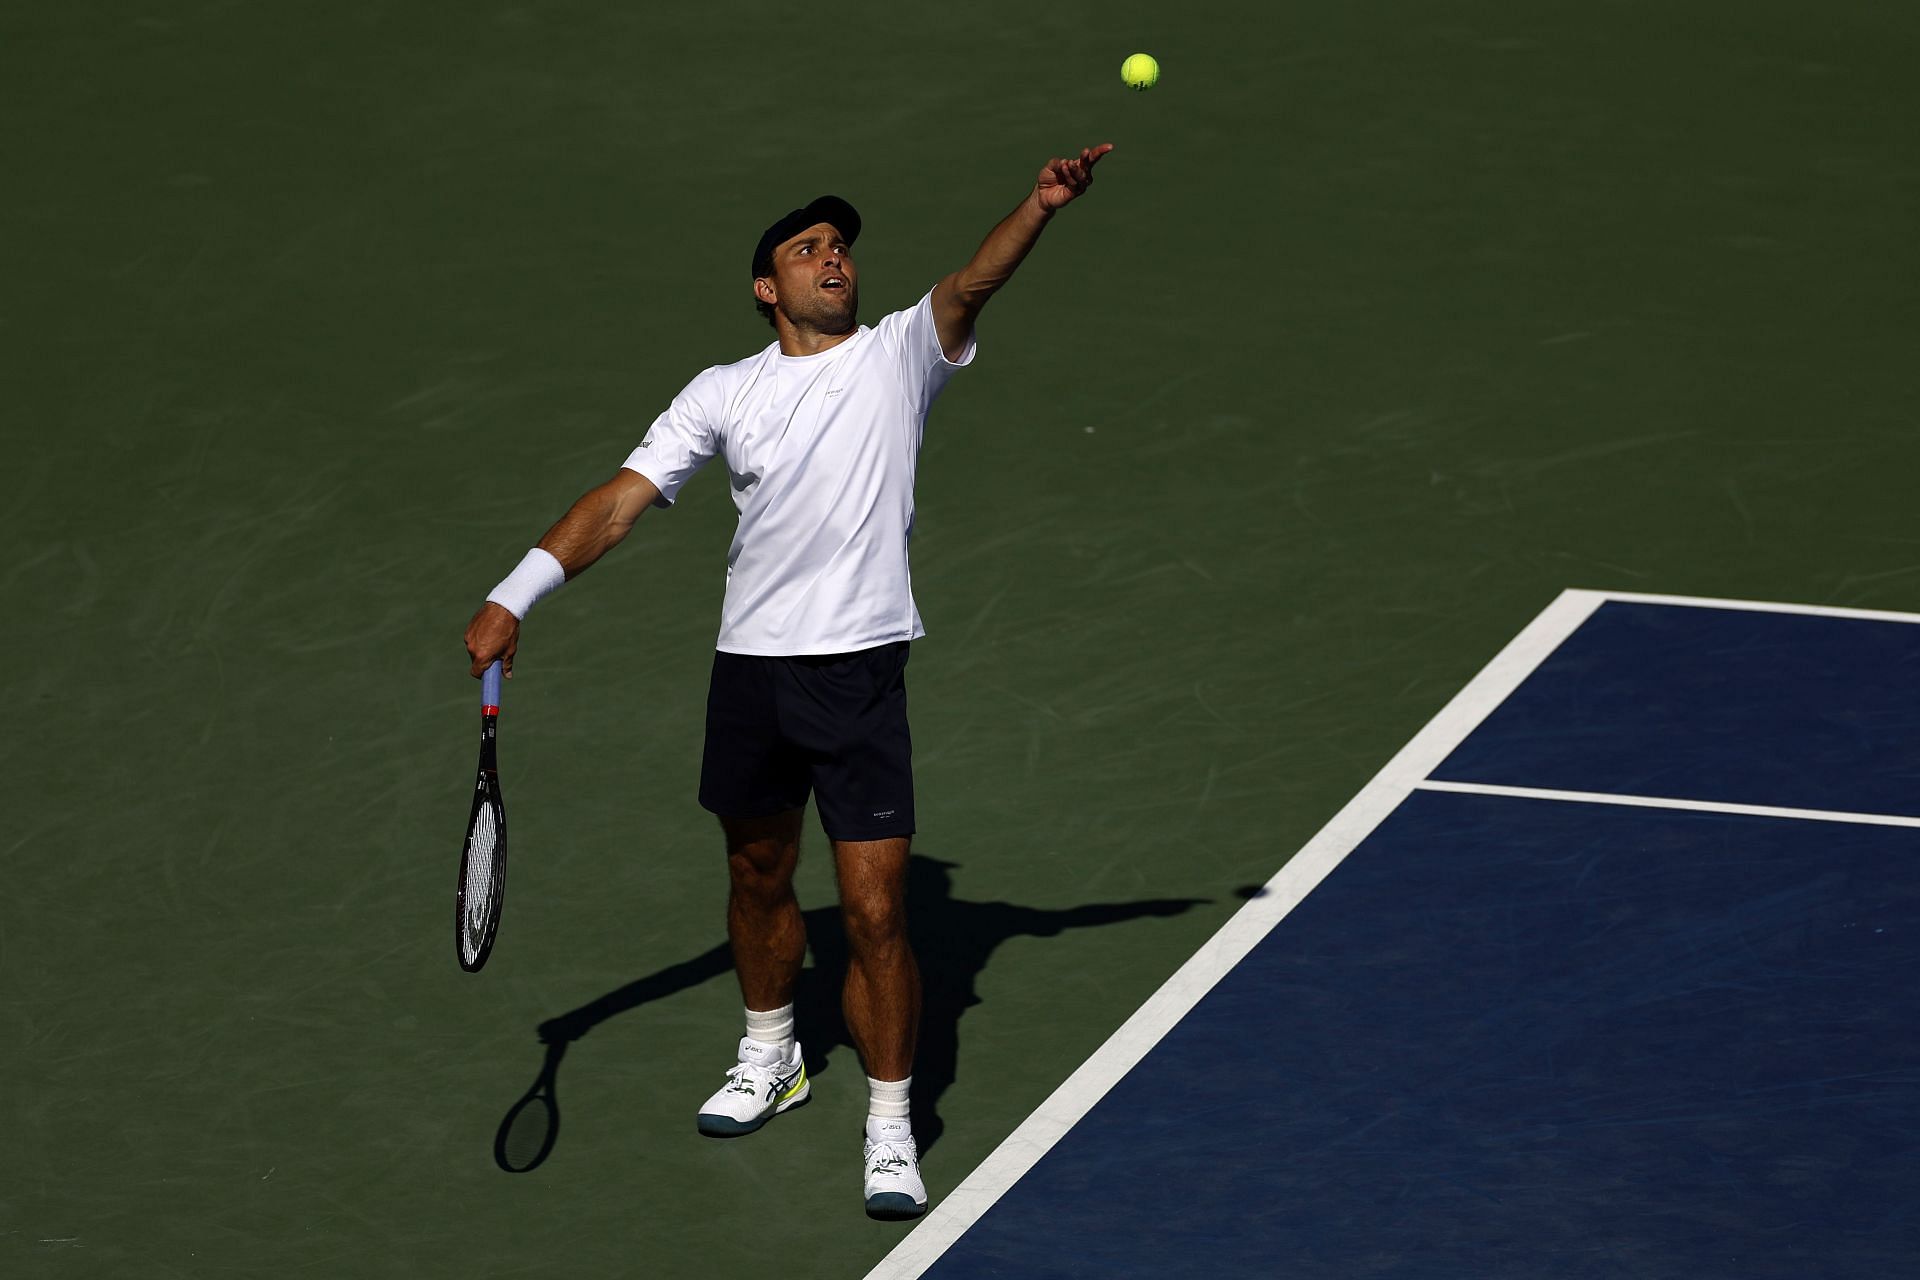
[{"xmin": 874, "ymin": 591, "xmax": 1920, "ymax": 1277}]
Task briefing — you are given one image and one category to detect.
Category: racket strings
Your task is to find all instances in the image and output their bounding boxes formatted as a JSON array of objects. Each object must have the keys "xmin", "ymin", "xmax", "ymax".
[{"xmin": 460, "ymin": 799, "xmax": 503, "ymax": 964}]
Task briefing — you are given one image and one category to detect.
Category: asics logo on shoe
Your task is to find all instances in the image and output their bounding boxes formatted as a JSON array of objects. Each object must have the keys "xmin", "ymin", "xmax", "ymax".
[{"xmin": 772, "ymin": 1067, "xmax": 802, "ymax": 1098}]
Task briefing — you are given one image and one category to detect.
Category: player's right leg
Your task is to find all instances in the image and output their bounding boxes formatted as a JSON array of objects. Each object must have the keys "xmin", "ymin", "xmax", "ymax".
[
  {"xmin": 697, "ymin": 809, "xmax": 811, "ymax": 1136},
  {"xmin": 694, "ymin": 652, "xmax": 816, "ymax": 1137},
  {"xmin": 722, "ymin": 808, "xmax": 808, "ymax": 1013}
]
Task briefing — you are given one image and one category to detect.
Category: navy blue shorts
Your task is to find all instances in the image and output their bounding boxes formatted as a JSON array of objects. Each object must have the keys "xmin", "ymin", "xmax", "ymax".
[{"xmin": 697, "ymin": 641, "xmax": 914, "ymax": 842}]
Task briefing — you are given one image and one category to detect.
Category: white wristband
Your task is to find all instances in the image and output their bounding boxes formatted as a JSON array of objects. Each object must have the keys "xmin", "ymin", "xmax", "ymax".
[{"xmin": 486, "ymin": 548, "xmax": 567, "ymax": 620}]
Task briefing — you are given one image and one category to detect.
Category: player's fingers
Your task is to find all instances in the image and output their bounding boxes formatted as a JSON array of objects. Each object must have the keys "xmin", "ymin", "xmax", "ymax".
[{"xmin": 465, "ymin": 610, "xmax": 495, "ymax": 677}]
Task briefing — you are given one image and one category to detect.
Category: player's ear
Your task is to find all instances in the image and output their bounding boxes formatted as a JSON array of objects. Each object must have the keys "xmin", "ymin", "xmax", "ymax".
[{"xmin": 754, "ymin": 277, "xmax": 777, "ymax": 306}]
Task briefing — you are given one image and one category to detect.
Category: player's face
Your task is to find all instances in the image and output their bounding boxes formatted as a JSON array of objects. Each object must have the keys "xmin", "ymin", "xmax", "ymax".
[{"xmin": 763, "ymin": 222, "xmax": 858, "ymax": 334}]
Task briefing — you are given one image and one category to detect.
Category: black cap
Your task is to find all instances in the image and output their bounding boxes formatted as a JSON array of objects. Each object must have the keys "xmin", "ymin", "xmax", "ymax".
[{"xmin": 751, "ymin": 195, "xmax": 861, "ymax": 278}]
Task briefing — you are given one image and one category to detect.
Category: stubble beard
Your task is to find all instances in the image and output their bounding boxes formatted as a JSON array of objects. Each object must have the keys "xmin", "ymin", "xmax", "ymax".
[{"xmin": 786, "ymin": 282, "xmax": 858, "ymax": 336}]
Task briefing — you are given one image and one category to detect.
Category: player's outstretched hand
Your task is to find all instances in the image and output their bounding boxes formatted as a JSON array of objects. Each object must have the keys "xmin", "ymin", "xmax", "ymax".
[
  {"xmin": 466, "ymin": 602, "xmax": 520, "ymax": 678},
  {"xmin": 1035, "ymin": 144, "xmax": 1114, "ymax": 211}
]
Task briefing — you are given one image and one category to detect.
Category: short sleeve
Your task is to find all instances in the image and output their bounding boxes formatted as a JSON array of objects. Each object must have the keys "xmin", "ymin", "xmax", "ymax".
[
  {"xmin": 872, "ymin": 288, "xmax": 976, "ymax": 419},
  {"xmin": 622, "ymin": 368, "xmax": 723, "ymax": 506}
]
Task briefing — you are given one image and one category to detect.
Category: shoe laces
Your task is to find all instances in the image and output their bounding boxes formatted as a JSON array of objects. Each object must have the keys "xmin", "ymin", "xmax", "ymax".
[
  {"xmin": 866, "ymin": 1139, "xmax": 915, "ymax": 1174},
  {"xmin": 723, "ymin": 1061, "xmax": 773, "ymax": 1097}
]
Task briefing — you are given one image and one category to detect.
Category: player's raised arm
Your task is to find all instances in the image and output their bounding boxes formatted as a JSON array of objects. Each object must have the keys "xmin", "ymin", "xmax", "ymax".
[
  {"xmin": 464, "ymin": 467, "xmax": 661, "ymax": 677},
  {"xmin": 930, "ymin": 144, "xmax": 1114, "ymax": 361}
]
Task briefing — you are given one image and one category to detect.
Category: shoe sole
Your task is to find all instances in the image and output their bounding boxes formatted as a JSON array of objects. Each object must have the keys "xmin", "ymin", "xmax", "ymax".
[
  {"xmin": 696, "ymin": 1083, "xmax": 810, "ymax": 1138},
  {"xmin": 864, "ymin": 1192, "xmax": 927, "ymax": 1221}
]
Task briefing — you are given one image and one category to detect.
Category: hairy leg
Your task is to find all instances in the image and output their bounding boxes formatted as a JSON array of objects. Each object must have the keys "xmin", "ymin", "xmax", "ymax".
[
  {"xmin": 832, "ymin": 836, "xmax": 920, "ymax": 1081},
  {"xmin": 721, "ymin": 809, "xmax": 806, "ymax": 1011}
]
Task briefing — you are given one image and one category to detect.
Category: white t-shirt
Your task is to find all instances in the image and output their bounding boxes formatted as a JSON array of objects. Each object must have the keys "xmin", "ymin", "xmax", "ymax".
[{"xmin": 622, "ymin": 289, "xmax": 976, "ymax": 656}]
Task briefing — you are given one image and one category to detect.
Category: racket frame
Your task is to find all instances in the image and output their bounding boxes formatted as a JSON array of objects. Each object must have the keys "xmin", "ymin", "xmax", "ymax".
[{"xmin": 456, "ymin": 660, "xmax": 507, "ymax": 972}]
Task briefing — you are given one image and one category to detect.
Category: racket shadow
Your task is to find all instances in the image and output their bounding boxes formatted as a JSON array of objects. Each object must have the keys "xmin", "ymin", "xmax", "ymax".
[
  {"xmin": 494, "ymin": 1040, "xmax": 565, "ymax": 1173},
  {"xmin": 491, "ymin": 853, "xmax": 1207, "ymax": 1170},
  {"xmin": 491, "ymin": 947, "xmax": 737, "ymax": 1174}
]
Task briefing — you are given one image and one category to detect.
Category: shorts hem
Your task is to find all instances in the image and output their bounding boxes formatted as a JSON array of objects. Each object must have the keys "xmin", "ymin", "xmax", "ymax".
[
  {"xmin": 699, "ymin": 795, "xmax": 808, "ymax": 822},
  {"xmin": 819, "ymin": 822, "xmax": 916, "ymax": 843}
]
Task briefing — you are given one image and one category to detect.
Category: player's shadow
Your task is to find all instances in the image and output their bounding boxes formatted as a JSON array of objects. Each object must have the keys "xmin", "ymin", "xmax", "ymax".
[{"xmin": 493, "ymin": 854, "xmax": 1206, "ymax": 1170}]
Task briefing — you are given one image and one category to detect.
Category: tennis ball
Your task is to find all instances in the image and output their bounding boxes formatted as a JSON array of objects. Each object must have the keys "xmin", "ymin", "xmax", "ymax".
[{"xmin": 1121, "ymin": 52, "xmax": 1160, "ymax": 91}]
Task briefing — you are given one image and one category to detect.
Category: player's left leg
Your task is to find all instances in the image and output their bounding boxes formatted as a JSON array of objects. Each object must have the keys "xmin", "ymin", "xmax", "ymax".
[
  {"xmin": 833, "ymin": 835, "xmax": 928, "ymax": 1219},
  {"xmin": 833, "ymin": 835, "xmax": 920, "ymax": 1080},
  {"xmin": 792, "ymin": 640, "xmax": 928, "ymax": 1216}
]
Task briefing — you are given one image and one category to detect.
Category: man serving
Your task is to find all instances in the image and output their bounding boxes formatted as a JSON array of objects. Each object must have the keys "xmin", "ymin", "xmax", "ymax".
[{"xmin": 464, "ymin": 143, "xmax": 1113, "ymax": 1219}]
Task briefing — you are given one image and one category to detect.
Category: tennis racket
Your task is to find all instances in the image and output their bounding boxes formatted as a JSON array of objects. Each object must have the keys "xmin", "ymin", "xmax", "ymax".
[{"xmin": 456, "ymin": 659, "xmax": 507, "ymax": 972}]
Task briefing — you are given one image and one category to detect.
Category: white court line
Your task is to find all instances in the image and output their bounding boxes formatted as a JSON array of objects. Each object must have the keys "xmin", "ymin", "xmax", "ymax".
[
  {"xmin": 1591, "ymin": 589, "xmax": 1920, "ymax": 626},
  {"xmin": 865, "ymin": 590, "xmax": 1609, "ymax": 1279},
  {"xmin": 1417, "ymin": 779, "xmax": 1920, "ymax": 830},
  {"xmin": 866, "ymin": 585, "xmax": 1920, "ymax": 1278}
]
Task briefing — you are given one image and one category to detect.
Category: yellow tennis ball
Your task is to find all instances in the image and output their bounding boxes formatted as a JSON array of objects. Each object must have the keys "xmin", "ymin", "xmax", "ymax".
[{"xmin": 1121, "ymin": 52, "xmax": 1160, "ymax": 91}]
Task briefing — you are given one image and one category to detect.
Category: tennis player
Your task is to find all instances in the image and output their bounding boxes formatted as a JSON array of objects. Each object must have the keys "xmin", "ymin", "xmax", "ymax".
[{"xmin": 464, "ymin": 143, "xmax": 1113, "ymax": 1219}]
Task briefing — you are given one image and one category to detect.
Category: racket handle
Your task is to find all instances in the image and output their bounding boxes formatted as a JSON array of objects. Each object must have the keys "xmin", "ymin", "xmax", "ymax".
[{"xmin": 483, "ymin": 659, "xmax": 503, "ymax": 708}]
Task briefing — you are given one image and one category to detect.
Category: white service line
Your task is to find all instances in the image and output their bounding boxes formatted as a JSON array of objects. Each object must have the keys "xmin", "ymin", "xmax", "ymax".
[
  {"xmin": 1589, "ymin": 589, "xmax": 1920, "ymax": 626},
  {"xmin": 1416, "ymin": 779, "xmax": 1920, "ymax": 829},
  {"xmin": 863, "ymin": 589, "xmax": 1610, "ymax": 1280}
]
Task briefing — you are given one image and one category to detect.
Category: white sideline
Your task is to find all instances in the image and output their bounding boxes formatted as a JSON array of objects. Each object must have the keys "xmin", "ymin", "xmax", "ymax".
[{"xmin": 864, "ymin": 589, "xmax": 1607, "ymax": 1278}]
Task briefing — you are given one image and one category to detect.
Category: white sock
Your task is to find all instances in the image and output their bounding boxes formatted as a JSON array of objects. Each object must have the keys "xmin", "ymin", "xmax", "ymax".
[
  {"xmin": 744, "ymin": 1004, "xmax": 795, "ymax": 1057},
  {"xmin": 866, "ymin": 1076, "xmax": 911, "ymax": 1141}
]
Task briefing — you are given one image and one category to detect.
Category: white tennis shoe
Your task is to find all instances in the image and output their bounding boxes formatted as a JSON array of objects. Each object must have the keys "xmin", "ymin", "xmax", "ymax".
[
  {"xmin": 696, "ymin": 1037, "xmax": 809, "ymax": 1137},
  {"xmin": 863, "ymin": 1119, "xmax": 928, "ymax": 1219}
]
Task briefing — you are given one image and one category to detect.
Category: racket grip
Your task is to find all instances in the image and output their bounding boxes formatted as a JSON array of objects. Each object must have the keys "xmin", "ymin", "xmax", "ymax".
[{"xmin": 483, "ymin": 659, "xmax": 503, "ymax": 708}]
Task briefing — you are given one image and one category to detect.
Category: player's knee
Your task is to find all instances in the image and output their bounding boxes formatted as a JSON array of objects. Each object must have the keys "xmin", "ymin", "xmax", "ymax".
[
  {"xmin": 728, "ymin": 842, "xmax": 797, "ymax": 900},
  {"xmin": 840, "ymin": 893, "xmax": 909, "ymax": 954}
]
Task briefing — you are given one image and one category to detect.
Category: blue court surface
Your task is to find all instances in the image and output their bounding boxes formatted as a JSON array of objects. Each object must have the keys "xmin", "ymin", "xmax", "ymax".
[{"xmin": 871, "ymin": 591, "xmax": 1920, "ymax": 1279}]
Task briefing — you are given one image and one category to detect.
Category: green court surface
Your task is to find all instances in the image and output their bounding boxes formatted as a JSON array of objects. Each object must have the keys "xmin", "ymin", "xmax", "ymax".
[{"xmin": 5, "ymin": 2, "xmax": 1916, "ymax": 1275}]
